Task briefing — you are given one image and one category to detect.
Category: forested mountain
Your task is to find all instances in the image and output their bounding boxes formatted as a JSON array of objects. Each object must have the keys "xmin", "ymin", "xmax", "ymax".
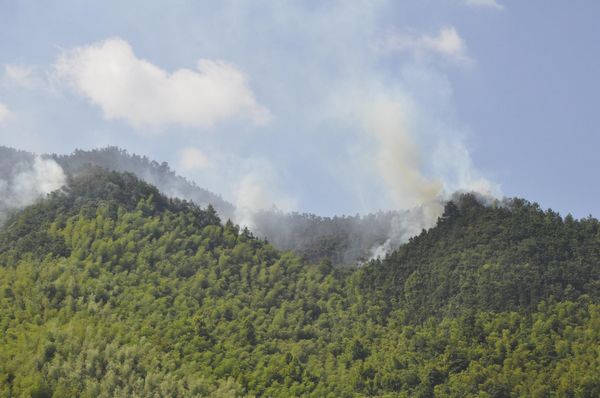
[
  {"xmin": 1, "ymin": 169, "xmax": 600, "ymax": 397},
  {"xmin": 0, "ymin": 146, "xmax": 418, "ymax": 265},
  {"xmin": 51, "ymin": 147, "xmax": 235, "ymax": 219}
]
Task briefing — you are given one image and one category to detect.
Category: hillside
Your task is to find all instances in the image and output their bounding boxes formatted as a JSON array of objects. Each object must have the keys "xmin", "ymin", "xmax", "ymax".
[
  {"xmin": 357, "ymin": 194, "xmax": 600, "ymax": 320},
  {"xmin": 1, "ymin": 170, "xmax": 600, "ymax": 397}
]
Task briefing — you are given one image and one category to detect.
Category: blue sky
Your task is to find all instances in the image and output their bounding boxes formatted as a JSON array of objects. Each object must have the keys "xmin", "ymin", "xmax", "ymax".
[{"xmin": 1, "ymin": 0, "xmax": 599, "ymax": 218}]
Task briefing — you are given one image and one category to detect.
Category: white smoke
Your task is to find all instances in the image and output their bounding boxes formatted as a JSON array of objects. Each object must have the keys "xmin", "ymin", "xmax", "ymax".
[
  {"xmin": 361, "ymin": 96, "xmax": 444, "ymax": 210},
  {"xmin": 0, "ymin": 157, "xmax": 66, "ymax": 221},
  {"xmin": 178, "ymin": 147, "xmax": 211, "ymax": 172},
  {"xmin": 233, "ymin": 166, "xmax": 296, "ymax": 229},
  {"xmin": 362, "ymin": 98, "xmax": 497, "ymax": 258},
  {"xmin": 354, "ymin": 79, "xmax": 499, "ymax": 259},
  {"xmin": 369, "ymin": 202, "xmax": 443, "ymax": 259}
]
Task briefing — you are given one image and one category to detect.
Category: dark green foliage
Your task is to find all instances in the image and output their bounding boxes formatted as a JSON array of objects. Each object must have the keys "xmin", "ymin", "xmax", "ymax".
[
  {"xmin": 1, "ymin": 173, "xmax": 599, "ymax": 397},
  {"xmin": 358, "ymin": 194, "xmax": 600, "ymax": 321},
  {"xmin": 0, "ymin": 169, "xmax": 219, "ymax": 262}
]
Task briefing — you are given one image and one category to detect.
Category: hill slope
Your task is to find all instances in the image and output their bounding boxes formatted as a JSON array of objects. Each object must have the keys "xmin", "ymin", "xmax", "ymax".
[
  {"xmin": 1, "ymin": 171, "xmax": 600, "ymax": 397},
  {"xmin": 358, "ymin": 194, "xmax": 600, "ymax": 320}
]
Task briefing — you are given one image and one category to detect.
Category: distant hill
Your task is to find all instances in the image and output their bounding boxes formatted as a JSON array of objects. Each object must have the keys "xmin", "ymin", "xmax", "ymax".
[
  {"xmin": 51, "ymin": 147, "xmax": 235, "ymax": 219},
  {"xmin": 1, "ymin": 170, "xmax": 600, "ymax": 396}
]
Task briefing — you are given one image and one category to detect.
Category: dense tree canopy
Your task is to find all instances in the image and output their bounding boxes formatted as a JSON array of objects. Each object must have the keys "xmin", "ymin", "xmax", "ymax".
[
  {"xmin": 1, "ymin": 170, "xmax": 599, "ymax": 397},
  {"xmin": 358, "ymin": 194, "xmax": 600, "ymax": 320}
]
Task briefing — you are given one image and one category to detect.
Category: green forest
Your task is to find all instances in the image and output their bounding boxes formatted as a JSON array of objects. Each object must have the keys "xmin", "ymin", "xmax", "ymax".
[{"xmin": 1, "ymin": 169, "xmax": 600, "ymax": 397}]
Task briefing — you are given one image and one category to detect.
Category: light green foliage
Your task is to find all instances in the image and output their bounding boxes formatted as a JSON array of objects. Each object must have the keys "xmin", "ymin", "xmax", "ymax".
[{"xmin": 1, "ymin": 171, "xmax": 599, "ymax": 397}]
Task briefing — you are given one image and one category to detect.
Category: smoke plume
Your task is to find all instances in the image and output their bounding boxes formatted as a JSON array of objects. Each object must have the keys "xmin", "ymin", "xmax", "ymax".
[
  {"xmin": 233, "ymin": 166, "xmax": 296, "ymax": 229},
  {"xmin": 0, "ymin": 156, "xmax": 66, "ymax": 222},
  {"xmin": 362, "ymin": 96, "xmax": 444, "ymax": 210},
  {"xmin": 355, "ymin": 82, "xmax": 498, "ymax": 259}
]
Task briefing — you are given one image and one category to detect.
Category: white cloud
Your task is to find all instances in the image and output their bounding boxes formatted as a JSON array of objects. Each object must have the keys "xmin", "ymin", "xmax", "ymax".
[
  {"xmin": 178, "ymin": 146, "xmax": 211, "ymax": 171},
  {"xmin": 54, "ymin": 38, "xmax": 271, "ymax": 131},
  {"xmin": 0, "ymin": 103, "xmax": 10, "ymax": 124},
  {"xmin": 385, "ymin": 27, "xmax": 473, "ymax": 66},
  {"xmin": 3, "ymin": 64, "xmax": 37, "ymax": 88},
  {"xmin": 465, "ymin": 0, "xmax": 503, "ymax": 10}
]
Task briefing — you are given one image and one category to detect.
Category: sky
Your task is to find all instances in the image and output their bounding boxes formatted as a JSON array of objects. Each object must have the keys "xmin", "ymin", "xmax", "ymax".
[{"xmin": 1, "ymin": 0, "xmax": 599, "ymax": 218}]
